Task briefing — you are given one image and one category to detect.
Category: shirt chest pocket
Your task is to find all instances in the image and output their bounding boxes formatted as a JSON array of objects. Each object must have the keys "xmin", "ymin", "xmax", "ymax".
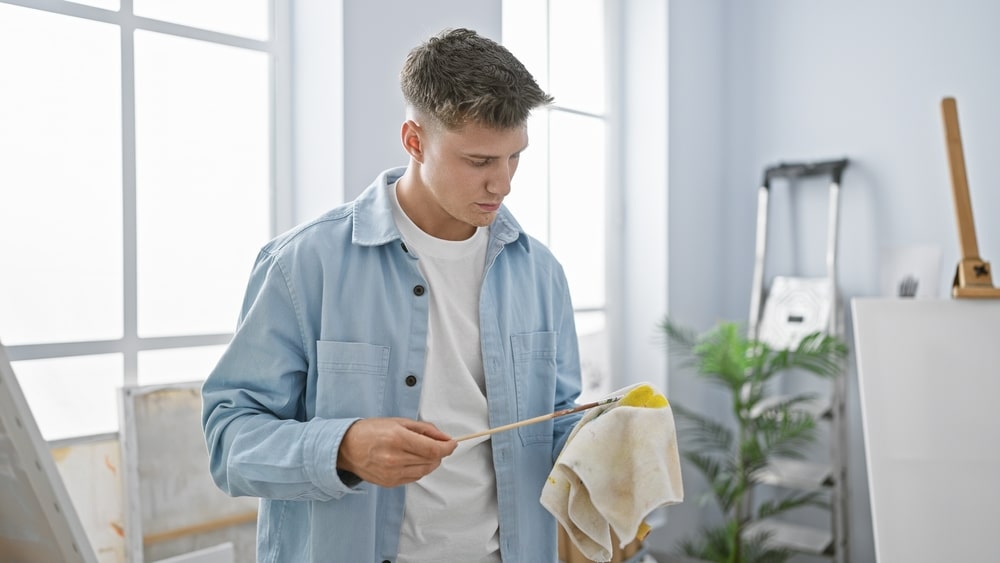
[
  {"xmin": 315, "ymin": 340, "xmax": 390, "ymax": 419},
  {"xmin": 511, "ymin": 331, "xmax": 558, "ymax": 446}
]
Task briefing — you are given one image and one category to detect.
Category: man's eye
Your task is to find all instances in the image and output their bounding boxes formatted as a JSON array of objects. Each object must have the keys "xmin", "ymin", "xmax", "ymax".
[{"xmin": 470, "ymin": 159, "xmax": 490, "ymax": 167}]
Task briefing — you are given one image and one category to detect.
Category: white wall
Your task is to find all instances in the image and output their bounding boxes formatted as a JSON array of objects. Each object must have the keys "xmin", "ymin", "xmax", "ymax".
[
  {"xmin": 290, "ymin": 0, "xmax": 344, "ymax": 225},
  {"xmin": 618, "ymin": 0, "xmax": 670, "ymax": 401}
]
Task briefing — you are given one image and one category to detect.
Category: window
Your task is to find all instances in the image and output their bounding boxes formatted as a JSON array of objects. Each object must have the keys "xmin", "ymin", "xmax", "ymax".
[
  {"xmin": 0, "ymin": 0, "xmax": 288, "ymax": 441},
  {"xmin": 502, "ymin": 0, "xmax": 614, "ymax": 401}
]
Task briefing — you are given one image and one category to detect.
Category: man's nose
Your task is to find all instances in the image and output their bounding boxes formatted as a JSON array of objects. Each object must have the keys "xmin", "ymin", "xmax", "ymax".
[{"xmin": 488, "ymin": 163, "xmax": 513, "ymax": 196}]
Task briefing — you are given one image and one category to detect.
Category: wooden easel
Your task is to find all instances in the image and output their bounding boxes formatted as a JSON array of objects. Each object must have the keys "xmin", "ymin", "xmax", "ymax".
[{"xmin": 940, "ymin": 97, "xmax": 1000, "ymax": 298}]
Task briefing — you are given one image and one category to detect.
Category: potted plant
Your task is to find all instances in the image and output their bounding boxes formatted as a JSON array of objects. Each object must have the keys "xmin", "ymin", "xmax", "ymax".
[{"xmin": 660, "ymin": 319, "xmax": 848, "ymax": 563}]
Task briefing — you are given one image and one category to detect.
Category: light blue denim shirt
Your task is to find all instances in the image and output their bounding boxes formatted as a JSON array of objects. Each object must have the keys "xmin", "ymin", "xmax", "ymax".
[{"xmin": 202, "ymin": 167, "xmax": 583, "ymax": 562}]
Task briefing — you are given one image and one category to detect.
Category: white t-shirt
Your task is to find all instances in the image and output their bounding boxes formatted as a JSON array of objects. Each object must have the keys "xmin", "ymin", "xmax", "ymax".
[{"xmin": 390, "ymin": 185, "xmax": 501, "ymax": 563}]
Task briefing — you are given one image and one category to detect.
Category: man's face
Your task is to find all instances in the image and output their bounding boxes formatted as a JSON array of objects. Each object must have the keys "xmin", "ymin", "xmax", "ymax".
[{"xmin": 412, "ymin": 121, "xmax": 528, "ymax": 240}]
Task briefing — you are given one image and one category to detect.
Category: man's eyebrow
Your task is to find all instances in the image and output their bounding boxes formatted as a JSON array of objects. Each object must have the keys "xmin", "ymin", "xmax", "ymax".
[{"xmin": 464, "ymin": 143, "xmax": 530, "ymax": 159}]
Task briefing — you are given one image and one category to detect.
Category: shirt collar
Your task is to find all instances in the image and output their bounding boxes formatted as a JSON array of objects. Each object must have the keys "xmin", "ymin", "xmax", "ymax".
[{"xmin": 351, "ymin": 166, "xmax": 531, "ymax": 252}]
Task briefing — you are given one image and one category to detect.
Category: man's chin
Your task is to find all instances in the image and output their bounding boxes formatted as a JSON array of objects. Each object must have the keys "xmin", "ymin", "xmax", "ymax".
[{"xmin": 474, "ymin": 214, "xmax": 498, "ymax": 227}]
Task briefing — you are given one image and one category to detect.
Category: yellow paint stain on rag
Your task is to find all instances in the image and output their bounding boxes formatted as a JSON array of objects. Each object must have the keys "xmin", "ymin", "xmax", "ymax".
[{"xmin": 619, "ymin": 384, "xmax": 668, "ymax": 408}]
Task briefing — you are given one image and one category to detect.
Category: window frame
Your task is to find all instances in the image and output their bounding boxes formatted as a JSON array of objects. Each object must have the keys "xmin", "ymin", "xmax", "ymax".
[{"xmin": 1, "ymin": 0, "xmax": 291, "ymax": 439}]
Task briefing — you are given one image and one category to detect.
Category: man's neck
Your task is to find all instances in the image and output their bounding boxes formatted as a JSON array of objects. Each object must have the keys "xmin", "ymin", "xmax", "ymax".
[{"xmin": 395, "ymin": 172, "xmax": 476, "ymax": 241}]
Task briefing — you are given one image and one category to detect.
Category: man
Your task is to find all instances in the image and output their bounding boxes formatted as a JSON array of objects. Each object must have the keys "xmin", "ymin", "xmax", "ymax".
[{"xmin": 202, "ymin": 28, "xmax": 583, "ymax": 562}]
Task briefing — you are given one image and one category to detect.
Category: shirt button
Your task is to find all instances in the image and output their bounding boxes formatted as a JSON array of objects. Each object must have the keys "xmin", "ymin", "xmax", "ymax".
[
  {"xmin": 405, "ymin": 375, "xmax": 417, "ymax": 387},
  {"xmin": 413, "ymin": 284, "xmax": 425, "ymax": 296}
]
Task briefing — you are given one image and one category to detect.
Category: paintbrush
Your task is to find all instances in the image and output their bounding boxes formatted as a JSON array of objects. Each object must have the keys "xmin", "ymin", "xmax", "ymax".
[{"xmin": 454, "ymin": 395, "xmax": 623, "ymax": 442}]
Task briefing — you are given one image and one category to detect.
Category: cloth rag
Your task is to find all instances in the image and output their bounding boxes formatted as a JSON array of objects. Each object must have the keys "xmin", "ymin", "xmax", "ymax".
[{"xmin": 541, "ymin": 382, "xmax": 683, "ymax": 561}]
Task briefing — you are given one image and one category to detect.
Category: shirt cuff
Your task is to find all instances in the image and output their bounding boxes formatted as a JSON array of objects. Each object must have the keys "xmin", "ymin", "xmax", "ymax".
[{"xmin": 304, "ymin": 416, "xmax": 366, "ymax": 498}]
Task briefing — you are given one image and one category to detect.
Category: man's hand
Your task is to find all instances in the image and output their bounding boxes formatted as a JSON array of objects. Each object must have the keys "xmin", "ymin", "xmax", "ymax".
[{"xmin": 336, "ymin": 418, "xmax": 457, "ymax": 488}]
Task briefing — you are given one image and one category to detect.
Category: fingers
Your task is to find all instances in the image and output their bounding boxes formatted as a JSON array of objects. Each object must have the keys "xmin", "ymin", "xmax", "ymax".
[
  {"xmin": 398, "ymin": 419, "xmax": 458, "ymax": 455},
  {"xmin": 336, "ymin": 418, "xmax": 458, "ymax": 488}
]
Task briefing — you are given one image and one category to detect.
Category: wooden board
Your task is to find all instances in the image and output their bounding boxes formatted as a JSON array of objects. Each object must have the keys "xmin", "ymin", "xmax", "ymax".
[
  {"xmin": 119, "ymin": 382, "xmax": 257, "ymax": 563},
  {"xmin": 0, "ymin": 342, "xmax": 97, "ymax": 563},
  {"xmin": 852, "ymin": 298, "xmax": 1000, "ymax": 562}
]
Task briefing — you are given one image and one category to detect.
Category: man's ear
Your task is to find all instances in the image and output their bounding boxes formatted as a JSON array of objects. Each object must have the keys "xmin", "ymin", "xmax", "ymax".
[{"xmin": 400, "ymin": 120, "xmax": 424, "ymax": 162}]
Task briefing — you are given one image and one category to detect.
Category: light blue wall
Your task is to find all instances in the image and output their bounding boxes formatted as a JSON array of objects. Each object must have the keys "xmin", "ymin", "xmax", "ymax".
[
  {"xmin": 665, "ymin": 1, "xmax": 1000, "ymax": 561},
  {"xmin": 658, "ymin": 0, "xmax": 731, "ymax": 553},
  {"xmin": 722, "ymin": 0, "xmax": 1000, "ymax": 313}
]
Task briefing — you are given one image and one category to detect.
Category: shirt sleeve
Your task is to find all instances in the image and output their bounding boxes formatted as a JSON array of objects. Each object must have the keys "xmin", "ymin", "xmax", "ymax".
[
  {"xmin": 550, "ymin": 262, "xmax": 584, "ymax": 460},
  {"xmin": 202, "ymin": 249, "xmax": 364, "ymax": 501}
]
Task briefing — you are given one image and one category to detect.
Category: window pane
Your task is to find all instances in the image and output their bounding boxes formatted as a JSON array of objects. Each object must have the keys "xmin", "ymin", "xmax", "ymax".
[
  {"xmin": 549, "ymin": 112, "xmax": 605, "ymax": 309},
  {"xmin": 550, "ymin": 0, "xmax": 605, "ymax": 113},
  {"xmin": 134, "ymin": 0, "xmax": 270, "ymax": 41},
  {"xmin": 504, "ymin": 112, "xmax": 550, "ymax": 243},
  {"xmin": 502, "ymin": 0, "xmax": 549, "ymax": 93},
  {"xmin": 134, "ymin": 31, "xmax": 270, "ymax": 338},
  {"xmin": 12, "ymin": 354, "xmax": 123, "ymax": 441},
  {"xmin": 0, "ymin": 5, "xmax": 123, "ymax": 346},
  {"xmin": 138, "ymin": 345, "xmax": 226, "ymax": 386},
  {"xmin": 575, "ymin": 311, "xmax": 609, "ymax": 403}
]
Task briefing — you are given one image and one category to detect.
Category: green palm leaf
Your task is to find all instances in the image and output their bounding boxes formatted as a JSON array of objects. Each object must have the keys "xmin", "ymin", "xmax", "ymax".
[{"xmin": 673, "ymin": 402, "xmax": 735, "ymax": 453}]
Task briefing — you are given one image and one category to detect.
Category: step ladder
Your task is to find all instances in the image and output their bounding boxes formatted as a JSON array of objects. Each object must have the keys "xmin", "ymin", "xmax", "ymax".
[{"xmin": 747, "ymin": 158, "xmax": 850, "ymax": 563}]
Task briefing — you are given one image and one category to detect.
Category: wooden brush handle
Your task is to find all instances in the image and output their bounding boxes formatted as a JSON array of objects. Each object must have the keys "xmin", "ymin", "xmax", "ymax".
[{"xmin": 454, "ymin": 398, "xmax": 616, "ymax": 442}]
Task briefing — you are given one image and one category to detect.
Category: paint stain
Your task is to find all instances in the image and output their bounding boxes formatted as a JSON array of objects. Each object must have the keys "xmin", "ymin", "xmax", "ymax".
[
  {"xmin": 110, "ymin": 521, "xmax": 124, "ymax": 537},
  {"xmin": 619, "ymin": 384, "xmax": 668, "ymax": 408},
  {"xmin": 104, "ymin": 455, "xmax": 117, "ymax": 475}
]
